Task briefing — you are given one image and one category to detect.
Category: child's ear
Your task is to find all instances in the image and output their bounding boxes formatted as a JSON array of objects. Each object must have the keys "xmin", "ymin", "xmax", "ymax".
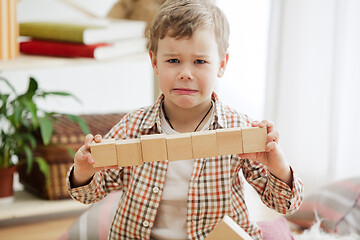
[
  {"xmin": 217, "ymin": 52, "xmax": 229, "ymax": 78},
  {"xmin": 149, "ymin": 50, "xmax": 158, "ymax": 75}
]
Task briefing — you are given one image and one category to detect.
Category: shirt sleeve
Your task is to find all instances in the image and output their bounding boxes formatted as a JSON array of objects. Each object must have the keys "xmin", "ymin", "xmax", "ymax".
[
  {"xmin": 241, "ymin": 158, "xmax": 304, "ymax": 214},
  {"xmin": 66, "ymin": 165, "xmax": 123, "ymax": 204}
]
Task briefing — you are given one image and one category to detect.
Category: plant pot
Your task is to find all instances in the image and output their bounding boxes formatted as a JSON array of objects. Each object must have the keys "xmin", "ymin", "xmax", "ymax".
[{"xmin": 0, "ymin": 165, "xmax": 17, "ymax": 204}]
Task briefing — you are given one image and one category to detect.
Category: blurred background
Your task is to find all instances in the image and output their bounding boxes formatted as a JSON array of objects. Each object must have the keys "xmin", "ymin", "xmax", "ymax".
[{"xmin": 1, "ymin": 0, "xmax": 359, "ymax": 239}]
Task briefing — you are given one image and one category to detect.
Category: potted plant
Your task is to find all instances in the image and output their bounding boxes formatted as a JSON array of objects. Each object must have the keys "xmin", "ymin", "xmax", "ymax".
[{"xmin": 0, "ymin": 76, "xmax": 89, "ymax": 202}]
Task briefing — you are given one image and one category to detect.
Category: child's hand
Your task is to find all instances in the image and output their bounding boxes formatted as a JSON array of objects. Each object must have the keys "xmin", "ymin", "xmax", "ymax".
[
  {"xmin": 71, "ymin": 134, "xmax": 116, "ymax": 188},
  {"xmin": 239, "ymin": 120, "xmax": 293, "ymax": 187}
]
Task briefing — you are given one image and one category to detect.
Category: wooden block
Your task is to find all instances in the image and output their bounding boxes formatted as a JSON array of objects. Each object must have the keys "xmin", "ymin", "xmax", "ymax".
[
  {"xmin": 140, "ymin": 134, "xmax": 167, "ymax": 162},
  {"xmin": 116, "ymin": 139, "xmax": 143, "ymax": 167},
  {"xmin": 216, "ymin": 127, "xmax": 243, "ymax": 155},
  {"xmin": 191, "ymin": 130, "xmax": 218, "ymax": 159},
  {"xmin": 205, "ymin": 215, "xmax": 253, "ymax": 240},
  {"xmin": 90, "ymin": 138, "xmax": 117, "ymax": 167},
  {"xmin": 166, "ymin": 133, "xmax": 193, "ymax": 161},
  {"xmin": 241, "ymin": 127, "xmax": 267, "ymax": 153}
]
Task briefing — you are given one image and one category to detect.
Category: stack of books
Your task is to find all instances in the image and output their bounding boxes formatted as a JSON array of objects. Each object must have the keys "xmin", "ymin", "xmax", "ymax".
[
  {"xmin": 0, "ymin": 0, "xmax": 19, "ymax": 60},
  {"xmin": 19, "ymin": 18, "xmax": 147, "ymax": 60}
]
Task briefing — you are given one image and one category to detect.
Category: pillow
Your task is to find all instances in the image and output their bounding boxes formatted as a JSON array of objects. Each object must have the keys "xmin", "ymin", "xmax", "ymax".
[
  {"xmin": 257, "ymin": 217, "xmax": 294, "ymax": 240},
  {"xmin": 285, "ymin": 177, "xmax": 360, "ymax": 235},
  {"xmin": 59, "ymin": 191, "xmax": 122, "ymax": 240}
]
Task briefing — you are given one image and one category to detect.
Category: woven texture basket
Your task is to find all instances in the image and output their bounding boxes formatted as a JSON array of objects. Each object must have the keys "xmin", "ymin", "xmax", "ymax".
[{"xmin": 18, "ymin": 113, "xmax": 126, "ymax": 200}]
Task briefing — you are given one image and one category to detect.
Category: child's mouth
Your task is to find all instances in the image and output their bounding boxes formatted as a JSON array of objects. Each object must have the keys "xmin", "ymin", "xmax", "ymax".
[{"xmin": 173, "ymin": 88, "xmax": 198, "ymax": 95}]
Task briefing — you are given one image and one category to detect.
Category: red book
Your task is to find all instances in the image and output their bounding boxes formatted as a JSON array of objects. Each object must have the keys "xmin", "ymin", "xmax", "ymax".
[{"xmin": 20, "ymin": 38, "xmax": 147, "ymax": 60}]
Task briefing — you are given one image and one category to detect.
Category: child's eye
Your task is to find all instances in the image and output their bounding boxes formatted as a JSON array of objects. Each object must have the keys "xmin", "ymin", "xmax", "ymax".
[
  {"xmin": 194, "ymin": 60, "xmax": 206, "ymax": 64},
  {"xmin": 168, "ymin": 59, "xmax": 180, "ymax": 63}
]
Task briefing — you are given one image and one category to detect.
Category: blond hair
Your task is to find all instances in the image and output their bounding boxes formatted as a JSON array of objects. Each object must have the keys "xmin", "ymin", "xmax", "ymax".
[{"xmin": 148, "ymin": 0, "xmax": 230, "ymax": 58}]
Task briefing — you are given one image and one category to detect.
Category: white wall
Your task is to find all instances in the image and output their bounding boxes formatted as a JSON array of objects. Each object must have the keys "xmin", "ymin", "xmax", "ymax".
[{"xmin": 216, "ymin": 1, "xmax": 270, "ymax": 121}]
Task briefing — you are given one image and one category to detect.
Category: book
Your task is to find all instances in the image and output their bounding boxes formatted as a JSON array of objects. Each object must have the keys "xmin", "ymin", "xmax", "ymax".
[
  {"xmin": 19, "ymin": 19, "xmax": 147, "ymax": 44},
  {"xmin": 19, "ymin": 38, "xmax": 147, "ymax": 60},
  {"xmin": 0, "ymin": 0, "xmax": 8, "ymax": 60},
  {"xmin": 205, "ymin": 215, "xmax": 254, "ymax": 240},
  {"xmin": 0, "ymin": 0, "xmax": 19, "ymax": 60}
]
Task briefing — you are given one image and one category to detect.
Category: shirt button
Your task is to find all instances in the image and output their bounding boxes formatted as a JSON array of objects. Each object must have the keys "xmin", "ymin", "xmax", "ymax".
[
  {"xmin": 281, "ymin": 190, "xmax": 287, "ymax": 195},
  {"xmin": 142, "ymin": 220, "xmax": 150, "ymax": 228},
  {"xmin": 153, "ymin": 186, "xmax": 160, "ymax": 193}
]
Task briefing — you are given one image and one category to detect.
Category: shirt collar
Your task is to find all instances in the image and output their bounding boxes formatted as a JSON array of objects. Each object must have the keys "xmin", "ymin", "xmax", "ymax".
[
  {"xmin": 139, "ymin": 91, "xmax": 228, "ymax": 131},
  {"xmin": 211, "ymin": 91, "xmax": 227, "ymax": 129}
]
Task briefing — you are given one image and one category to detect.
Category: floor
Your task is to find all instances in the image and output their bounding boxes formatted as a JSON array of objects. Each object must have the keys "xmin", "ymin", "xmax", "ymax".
[{"xmin": 0, "ymin": 216, "xmax": 77, "ymax": 240}]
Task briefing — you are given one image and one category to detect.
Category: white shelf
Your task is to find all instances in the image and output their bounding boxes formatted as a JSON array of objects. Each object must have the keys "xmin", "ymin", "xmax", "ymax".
[
  {"xmin": 0, "ymin": 190, "xmax": 89, "ymax": 225},
  {"xmin": 0, "ymin": 53, "xmax": 149, "ymax": 71}
]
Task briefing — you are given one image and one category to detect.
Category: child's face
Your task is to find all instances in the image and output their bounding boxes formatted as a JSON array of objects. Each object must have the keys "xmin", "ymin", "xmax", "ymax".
[{"xmin": 150, "ymin": 28, "xmax": 228, "ymax": 110}]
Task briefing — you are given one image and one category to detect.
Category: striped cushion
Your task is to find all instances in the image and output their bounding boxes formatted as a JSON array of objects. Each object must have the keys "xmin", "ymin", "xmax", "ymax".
[
  {"xmin": 59, "ymin": 191, "xmax": 122, "ymax": 240},
  {"xmin": 285, "ymin": 177, "xmax": 360, "ymax": 234}
]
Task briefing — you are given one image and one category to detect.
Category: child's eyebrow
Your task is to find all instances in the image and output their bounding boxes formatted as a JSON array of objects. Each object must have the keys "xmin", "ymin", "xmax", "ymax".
[
  {"xmin": 162, "ymin": 53, "xmax": 180, "ymax": 57},
  {"xmin": 162, "ymin": 53, "xmax": 211, "ymax": 58}
]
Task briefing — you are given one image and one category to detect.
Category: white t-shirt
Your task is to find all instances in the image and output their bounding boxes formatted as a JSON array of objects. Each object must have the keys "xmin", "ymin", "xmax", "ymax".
[{"xmin": 150, "ymin": 104, "xmax": 214, "ymax": 240}]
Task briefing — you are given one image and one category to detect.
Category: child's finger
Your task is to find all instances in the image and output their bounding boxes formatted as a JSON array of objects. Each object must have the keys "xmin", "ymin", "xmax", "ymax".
[
  {"xmin": 267, "ymin": 131, "xmax": 279, "ymax": 143},
  {"xmin": 251, "ymin": 120, "xmax": 260, "ymax": 127},
  {"xmin": 266, "ymin": 141, "xmax": 278, "ymax": 152},
  {"xmin": 84, "ymin": 134, "xmax": 95, "ymax": 149},
  {"xmin": 75, "ymin": 145, "xmax": 90, "ymax": 163},
  {"xmin": 259, "ymin": 120, "xmax": 275, "ymax": 133},
  {"xmin": 94, "ymin": 134, "xmax": 102, "ymax": 143}
]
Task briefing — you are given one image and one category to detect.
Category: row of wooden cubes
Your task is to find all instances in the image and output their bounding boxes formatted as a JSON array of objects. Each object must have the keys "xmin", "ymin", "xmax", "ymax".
[{"xmin": 90, "ymin": 127, "xmax": 267, "ymax": 168}]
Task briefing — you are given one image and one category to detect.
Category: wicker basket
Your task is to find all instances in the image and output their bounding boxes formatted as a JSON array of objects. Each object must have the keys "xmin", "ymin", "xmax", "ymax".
[{"xmin": 18, "ymin": 113, "xmax": 126, "ymax": 200}]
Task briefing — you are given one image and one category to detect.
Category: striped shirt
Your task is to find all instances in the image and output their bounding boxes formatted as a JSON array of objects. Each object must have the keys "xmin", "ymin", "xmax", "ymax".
[{"xmin": 67, "ymin": 92, "xmax": 304, "ymax": 240}]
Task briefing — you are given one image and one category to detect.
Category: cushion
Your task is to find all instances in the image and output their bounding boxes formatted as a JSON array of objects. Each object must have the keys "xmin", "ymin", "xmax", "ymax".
[
  {"xmin": 285, "ymin": 177, "xmax": 360, "ymax": 235},
  {"xmin": 59, "ymin": 191, "xmax": 122, "ymax": 240},
  {"xmin": 257, "ymin": 217, "xmax": 294, "ymax": 240}
]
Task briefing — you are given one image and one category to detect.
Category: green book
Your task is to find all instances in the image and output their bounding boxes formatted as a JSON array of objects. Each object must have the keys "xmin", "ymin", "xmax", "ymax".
[{"xmin": 20, "ymin": 19, "xmax": 147, "ymax": 44}]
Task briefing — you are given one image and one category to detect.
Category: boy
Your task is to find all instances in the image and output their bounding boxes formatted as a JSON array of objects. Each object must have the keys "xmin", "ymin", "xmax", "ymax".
[{"xmin": 67, "ymin": 0, "xmax": 304, "ymax": 239}]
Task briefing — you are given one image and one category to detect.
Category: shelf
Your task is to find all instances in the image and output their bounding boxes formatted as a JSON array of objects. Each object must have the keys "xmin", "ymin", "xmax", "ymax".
[
  {"xmin": 0, "ymin": 52, "xmax": 149, "ymax": 71},
  {"xmin": 0, "ymin": 190, "xmax": 89, "ymax": 226}
]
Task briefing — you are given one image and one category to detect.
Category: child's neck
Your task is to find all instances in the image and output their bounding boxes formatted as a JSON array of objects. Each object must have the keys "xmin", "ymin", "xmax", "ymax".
[{"xmin": 162, "ymin": 100, "xmax": 213, "ymax": 133}]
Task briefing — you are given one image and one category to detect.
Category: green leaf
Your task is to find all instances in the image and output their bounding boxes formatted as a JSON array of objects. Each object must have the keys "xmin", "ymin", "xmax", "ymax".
[
  {"xmin": 0, "ymin": 76, "xmax": 17, "ymax": 95},
  {"xmin": 35, "ymin": 157, "xmax": 50, "ymax": 187},
  {"xmin": 0, "ymin": 94, "xmax": 10, "ymax": 114},
  {"xmin": 65, "ymin": 114, "xmax": 90, "ymax": 135},
  {"xmin": 22, "ymin": 99, "xmax": 38, "ymax": 129},
  {"xmin": 25, "ymin": 77, "xmax": 39, "ymax": 99},
  {"xmin": 13, "ymin": 103, "xmax": 22, "ymax": 128},
  {"xmin": 41, "ymin": 91, "xmax": 82, "ymax": 104},
  {"xmin": 39, "ymin": 117, "xmax": 53, "ymax": 145},
  {"xmin": 23, "ymin": 133, "xmax": 37, "ymax": 149},
  {"xmin": 24, "ymin": 145, "xmax": 33, "ymax": 174}
]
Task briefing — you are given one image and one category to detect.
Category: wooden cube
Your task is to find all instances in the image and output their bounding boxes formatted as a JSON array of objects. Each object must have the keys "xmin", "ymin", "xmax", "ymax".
[
  {"xmin": 216, "ymin": 127, "xmax": 243, "ymax": 155},
  {"xmin": 205, "ymin": 215, "xmax": 253, "ymax": 240},
  {"xmin": 90, "ymin": 138, "xmax": 117, "ymax": 167},
  {"xmin": 166, "ymin": 133, "xmax": 193, "ymax": 161},
  {"xmin": 191, "ymin": 130, "xmax": 218, "ymax": 159},
  {"xmin": 116, "ymin": 139, "xmax": 143, "ymax": 167},
  {"xmin": 241, "ymin": 127, "xmax": 267, "ymax": 153},
  {"xmin": 140, "ymin": 134, "xmax": 168, "ymax": 162}
]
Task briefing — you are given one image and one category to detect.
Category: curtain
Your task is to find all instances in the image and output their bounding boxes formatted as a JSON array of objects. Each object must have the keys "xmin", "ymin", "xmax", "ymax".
[{"xmin": 266, "ymin": 0, "xmax": 360, "ymax": 194}]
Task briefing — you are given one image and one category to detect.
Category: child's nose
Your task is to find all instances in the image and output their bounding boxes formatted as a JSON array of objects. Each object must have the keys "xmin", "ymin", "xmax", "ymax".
[{"xmin": 178, "ymin": 66, "xmax": 194, "ymax": 80}]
